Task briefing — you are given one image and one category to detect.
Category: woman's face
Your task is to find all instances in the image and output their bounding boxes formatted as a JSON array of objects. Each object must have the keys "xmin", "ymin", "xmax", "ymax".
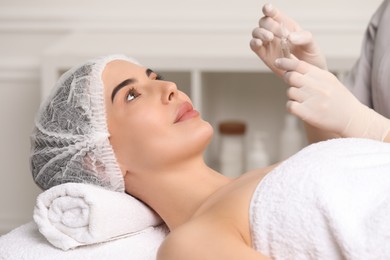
[{"xmin": 102, "ymin": 60, "xmax": 213, "ymax": 176}]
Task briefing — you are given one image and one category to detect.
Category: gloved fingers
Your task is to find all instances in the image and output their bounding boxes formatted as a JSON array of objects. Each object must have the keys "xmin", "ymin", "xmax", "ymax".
[
  {"xmin": 261, "ymin": 3, "xmax": 303, "ymax": 38},
  {"xmin": 258, "ymin": 16, "xmax": 280, "ymax": 37},
  {"xmin": 262, "ymin": 3, "xmax": 277, "ymax": 18},
  {"xmin": 286, "ymin": 100, "xmax": 302, "ymax": 117},
  {"xmin": 286, "ymin": 100, "xmax": 311, "ymax": 123},
  {"xmin": 261, "ymin": 3, "xmax": 285, "ymax": 28},
  {"xmin": 287, "ymin": 86, "xmax": 307, "ymax": 103},
  {"xmin": 275, "ymin": 58, "xmax": 313, "ymax": 75},
  {"xmin": 259, "ymin": 3, "xmax": 287, "ymax": 39},
  {"xmin": 258, "ymin": 17, "xmax": 291, "ymax": 40},
  {"xmin": 252, "ymin": 27, "xmax": 274, "ymax": 43},
  {"xmin": 249, "ymin": 38, "xmax": 263, "ymax": 51},
  {"xmin": 283, "ymin": 71, "xmax": 305, "ymax": 88},
  {"xmin": 288, "ymin": 31, "xmax": 313, "ymax": 46}
]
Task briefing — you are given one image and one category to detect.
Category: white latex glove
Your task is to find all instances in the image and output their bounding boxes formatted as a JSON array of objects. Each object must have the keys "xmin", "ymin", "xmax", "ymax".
[
  {"xmin": 275, "ymin": 58, "xmax": 390, "ymax": 141},
  {"xmin": 250, "ymin": 3, "xmax": 327, "ymax": 77}
]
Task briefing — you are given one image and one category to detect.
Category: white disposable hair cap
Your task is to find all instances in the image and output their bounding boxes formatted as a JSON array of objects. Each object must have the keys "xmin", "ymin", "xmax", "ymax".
[{"xmin": 30, "ymin": 54, "xmax": 140, "ymax": 192}]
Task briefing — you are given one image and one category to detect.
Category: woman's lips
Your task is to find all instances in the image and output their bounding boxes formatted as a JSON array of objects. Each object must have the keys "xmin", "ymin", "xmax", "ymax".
[{"xmin": 174, "ymin": 102, "xmax": 200, "ymax": 123}]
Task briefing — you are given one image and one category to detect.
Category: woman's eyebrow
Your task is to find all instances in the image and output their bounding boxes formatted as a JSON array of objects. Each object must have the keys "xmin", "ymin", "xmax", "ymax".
[
  {"xmin": 146, "ymin": 68, "xmax": 153, "ymax": 77},
  {"xmin": 111, "ymin": 78, "xmax": 136, "ymax": 103},
  {"xmin": 146, "ymin": 68, "xmax": 164, "ymax": 80}
]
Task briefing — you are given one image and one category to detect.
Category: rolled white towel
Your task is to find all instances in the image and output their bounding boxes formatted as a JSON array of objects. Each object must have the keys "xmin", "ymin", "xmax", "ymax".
[{"xmin": 33, "ymin": 182, "xmax": 163, "ymax": 250}]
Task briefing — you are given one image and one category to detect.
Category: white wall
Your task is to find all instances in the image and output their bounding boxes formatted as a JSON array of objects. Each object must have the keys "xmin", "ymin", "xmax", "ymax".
[{"xmin": 0, "ymin": 0, "xmax": 383, "ymax": 234}]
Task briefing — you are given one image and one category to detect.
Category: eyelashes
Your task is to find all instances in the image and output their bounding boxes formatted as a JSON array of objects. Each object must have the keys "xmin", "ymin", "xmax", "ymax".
[
  {"xmin": 147, "ymin": 68, "xmax": 164, "ymax": 81},
  {"xmin": 156, "ymin": 74, "xmax": 164, "ymax": 80}
]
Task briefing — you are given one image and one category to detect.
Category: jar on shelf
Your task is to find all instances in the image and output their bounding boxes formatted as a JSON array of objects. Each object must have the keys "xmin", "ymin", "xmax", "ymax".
[{"xmin": 218, "ymin": 121, "xmax": 246, "ymax": 178}]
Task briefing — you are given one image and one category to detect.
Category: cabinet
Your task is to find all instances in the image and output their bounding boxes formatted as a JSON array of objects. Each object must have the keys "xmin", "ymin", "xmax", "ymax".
[{"xmin": 41, "ymin": 31, "xmax": 358, "ymax": 168}]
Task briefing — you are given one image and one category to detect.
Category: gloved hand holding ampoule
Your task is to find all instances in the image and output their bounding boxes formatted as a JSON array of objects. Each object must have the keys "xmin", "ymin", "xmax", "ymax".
[
  {"xmin": 250, "ymin": 3, "xmax": 327, "ymax": 76},
  {"xmin": 274, "ymin": 58, "xmax": 390, "ymax": 141},
  {"xmin": 251, "ymin": 2, "xmax": 390, "ymax": 142}
]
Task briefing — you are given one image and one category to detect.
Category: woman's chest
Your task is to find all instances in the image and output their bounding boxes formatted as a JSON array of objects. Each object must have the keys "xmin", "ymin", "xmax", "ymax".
[{"xmin": 194, "ymin": 168, "xmax": 272, "ymax": 247}]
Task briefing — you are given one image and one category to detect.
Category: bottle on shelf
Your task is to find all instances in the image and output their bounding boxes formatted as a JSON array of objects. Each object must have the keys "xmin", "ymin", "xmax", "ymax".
[
  {"xmin": 246, "ymin": 131, "xmax": 270, "ymax": 171},
  {"xmin": 218, "ymin": 120, "xmax": 246, "ymax": 178},
  {"xmin": 279, "ymin": 114, "xmax": 304, "ymax": 160}
]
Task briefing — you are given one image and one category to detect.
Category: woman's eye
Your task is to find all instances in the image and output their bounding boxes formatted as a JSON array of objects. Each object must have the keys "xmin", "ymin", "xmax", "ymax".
[{"xmin": 126, "ymin": 88, "xmax": 140, "ymax": 102}]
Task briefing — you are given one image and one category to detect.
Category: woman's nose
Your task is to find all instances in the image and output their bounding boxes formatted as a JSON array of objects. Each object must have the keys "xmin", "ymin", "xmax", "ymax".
[{"xmin": 161, "ymin": 81, "xmax": 178, "ymax": 104}]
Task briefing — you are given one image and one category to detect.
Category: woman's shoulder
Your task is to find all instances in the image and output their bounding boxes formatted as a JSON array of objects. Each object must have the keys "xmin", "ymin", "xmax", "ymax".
[
  {"xmin": 157, "ymin": 217, "xmax": 226, "ymax": 259},
  {"xmin": 157, "ymin": 216, "xmax": 269, "ymax": 260},
  {"xmin": 156, "ymin": 220, "xmax": 204, "ymax": 260}
]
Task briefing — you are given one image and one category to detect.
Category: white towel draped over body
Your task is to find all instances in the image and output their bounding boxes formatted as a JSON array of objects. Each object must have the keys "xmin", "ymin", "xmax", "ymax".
[
  {"xmin": 33, "ymin": 182, "xmax": 163, "ymax": 250},
  {"xmin": 250, "ymin": 138, "xmax": 390, "ymax": 259}
]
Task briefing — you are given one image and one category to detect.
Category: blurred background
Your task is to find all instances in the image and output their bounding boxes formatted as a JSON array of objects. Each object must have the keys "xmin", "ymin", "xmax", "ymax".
[{"xmin": 0, "ymin": 0, "xmax": 383, "ymax": 234}]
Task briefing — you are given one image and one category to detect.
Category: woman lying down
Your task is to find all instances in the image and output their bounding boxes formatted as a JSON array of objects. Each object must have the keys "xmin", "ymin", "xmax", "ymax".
[{"xmin": 30, "ymin": 54, "xmax": 390, "ymax": 259}]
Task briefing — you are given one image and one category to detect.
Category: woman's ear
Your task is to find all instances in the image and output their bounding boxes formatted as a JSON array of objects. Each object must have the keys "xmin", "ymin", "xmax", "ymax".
[
  {"xmin": 124, "ymin": 169, "xmax": 137, "ymax": 196},
  {"xmin": 117, "ymin": 162, "xmax": 128, "ymax": 178}
]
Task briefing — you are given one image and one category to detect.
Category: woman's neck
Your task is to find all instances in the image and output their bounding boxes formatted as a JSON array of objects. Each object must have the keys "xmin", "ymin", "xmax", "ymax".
[{"xmin": 124, "ymin": 159, "xmax": 231, "ymax": 230}]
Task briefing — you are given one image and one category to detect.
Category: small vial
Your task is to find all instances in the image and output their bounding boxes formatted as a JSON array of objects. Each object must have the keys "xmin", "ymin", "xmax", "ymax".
[
  {"xmin": 218, "ymin": 121, "xmax": 246, "ymax": 178},
  {"xmin": 279, "ymin": 114, "xmax": 304, "ymax": 160},
  {"xmin": 246, "ymin": 131, "xmax": 270, "ymax": 171},
  {"xmin": 280, "ymin": 23, "xmax": 291, "ymax": 58}
]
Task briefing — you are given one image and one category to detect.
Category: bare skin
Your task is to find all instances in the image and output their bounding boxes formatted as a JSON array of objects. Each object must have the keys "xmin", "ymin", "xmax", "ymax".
[
  {"xmin": 157, "ymin": 165, "xmax": 278, "ymax": 260},
  {"xmin": 102, "ymin": 60, "xmax": 278, "ymax": 259}
]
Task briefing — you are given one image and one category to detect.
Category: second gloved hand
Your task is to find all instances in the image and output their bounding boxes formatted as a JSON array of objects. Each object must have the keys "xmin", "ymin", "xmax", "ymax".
[{"xmin": 275, "ymin": 58, "xmax": 390, "ymax": 141}]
